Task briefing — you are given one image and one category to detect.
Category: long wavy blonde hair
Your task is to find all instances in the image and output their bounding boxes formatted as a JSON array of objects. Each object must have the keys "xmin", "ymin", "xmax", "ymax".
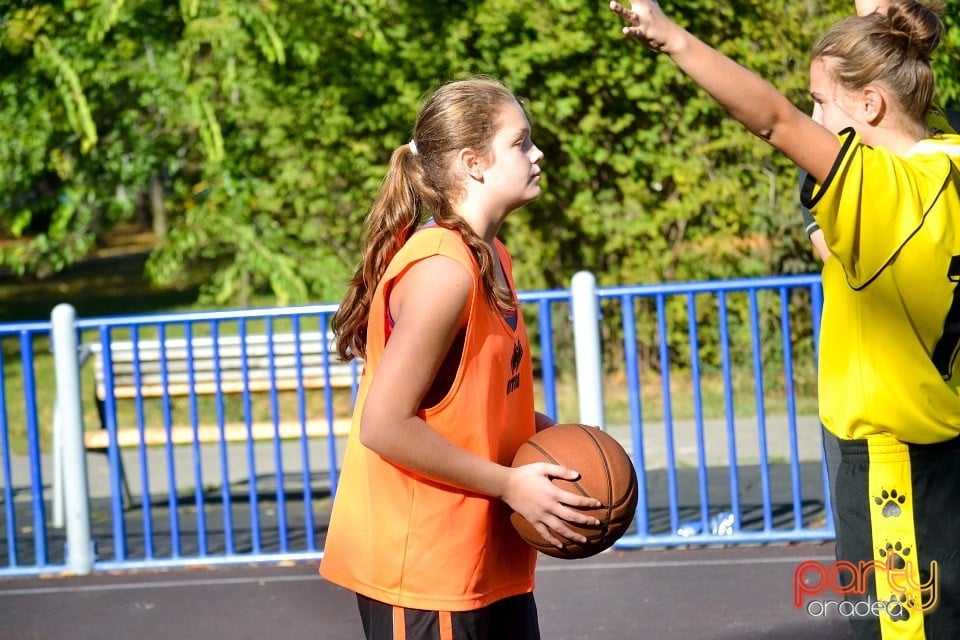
[{"xmin": 332, "ymin": 77, "xmax": 521, "ymax": 361}]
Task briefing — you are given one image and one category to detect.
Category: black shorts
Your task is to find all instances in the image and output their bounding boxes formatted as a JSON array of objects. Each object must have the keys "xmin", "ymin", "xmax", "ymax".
[
  {"xmin": 832, "ymin": 433, "xmax": 960, "ymax": 639},
  {"xmin": 356, "ymin": 592, "xmax": 540, "ymax": 640}
]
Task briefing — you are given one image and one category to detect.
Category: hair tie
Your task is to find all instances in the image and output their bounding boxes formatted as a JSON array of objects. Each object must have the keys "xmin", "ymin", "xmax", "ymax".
[{"xmin": 408, "ymin": 140, "xmax": 419, "ymax": 156}]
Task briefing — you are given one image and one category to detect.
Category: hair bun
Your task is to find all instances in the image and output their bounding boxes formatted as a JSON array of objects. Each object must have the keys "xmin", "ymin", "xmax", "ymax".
[{"xmin": 886, "ymin": 0, "xmax": 945, "ymax": 60}]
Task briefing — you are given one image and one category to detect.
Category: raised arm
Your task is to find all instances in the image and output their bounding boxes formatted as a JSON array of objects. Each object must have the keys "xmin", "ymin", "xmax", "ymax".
[
  {"xmin": 609, "ymin": 1, "xmax": 841, "ymax": 184},
  {"xmin": 855, "ymin": 0, "xmax": 889, "ymax": 16}
]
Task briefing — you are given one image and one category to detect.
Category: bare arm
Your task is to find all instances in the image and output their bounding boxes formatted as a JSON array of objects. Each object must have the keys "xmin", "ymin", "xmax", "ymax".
[
  {"xmin": 609, "ymin": 1, "xmax": 840, "ymax": 184},
  {"xmin": 535, "ymin": 411, "xmax": 556, "ymax": 432},
  {"xmin": 855, "ymin": 0, "xmax": 888, "ymax": 16},
  {"xmin": 810, "ymin": 229, "xmax": 831, "ymax": 262},
  {"xmin": 359, "ymin": 254, "xmax": 600, "ymax": 547}
]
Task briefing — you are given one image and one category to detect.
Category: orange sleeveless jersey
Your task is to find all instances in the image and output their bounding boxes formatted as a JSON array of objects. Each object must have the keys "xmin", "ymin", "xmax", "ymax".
[{"xmin": 319, "ymin": 227, "xmax": 538, "ymax": 611}]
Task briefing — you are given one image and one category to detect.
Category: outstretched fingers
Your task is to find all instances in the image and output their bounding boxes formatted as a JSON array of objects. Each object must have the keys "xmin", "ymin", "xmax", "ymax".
[{"xmin": 608, "ymin": 0, "xmax": 676, "ymax": 53}]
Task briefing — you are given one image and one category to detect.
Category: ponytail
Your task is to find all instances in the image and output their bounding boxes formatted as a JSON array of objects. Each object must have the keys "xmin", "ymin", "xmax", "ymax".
[
  {"xmin": 334, "ymin": 76, "xmax": 522, "ymax": 361},
  {"xmin": 333, "ymin": 144, "xmax": 423, "ymax": 361}
]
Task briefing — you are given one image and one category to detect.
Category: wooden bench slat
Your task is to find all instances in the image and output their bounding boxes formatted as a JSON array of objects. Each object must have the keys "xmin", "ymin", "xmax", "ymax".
[
  {"xmin": 97, "ymin": 375, "xmax": 357, "ymax": 399},
  {"xmin": 84, "ymin": 331, "xmax": 360, "ymax": 450},
  {"xmin": 99, "ymin": 356, "xmax": 344, "ymax": 375},
  {"xmin": 83, "ymin": 419, "xmax": 352, "ymax": 449},
  {"xmin": 98, "ymin": 363, "xmax": 355, "ymax": 381},
  {"xmin": 88, "ymin": 331, "xmax": 360, "ymax": 399}
]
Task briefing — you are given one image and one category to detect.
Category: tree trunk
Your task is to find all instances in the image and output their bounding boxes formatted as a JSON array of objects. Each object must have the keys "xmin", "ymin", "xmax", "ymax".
[{"xmin": 150, "ymin": 174, "xmax": 167, "ymax": 239}]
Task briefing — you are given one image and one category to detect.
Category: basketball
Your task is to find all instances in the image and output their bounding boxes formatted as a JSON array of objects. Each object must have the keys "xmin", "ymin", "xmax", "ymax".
[{"xmin": 509, "ymin": 423, "xmax": 638, "ymax": 559}]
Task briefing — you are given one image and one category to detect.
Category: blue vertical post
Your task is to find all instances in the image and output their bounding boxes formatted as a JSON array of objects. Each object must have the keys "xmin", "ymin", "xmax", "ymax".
[
  {"xmin": 570, "ymin": 271, "xmax": 605, "ymax": 429},
  {"xmin": 51, "ymin": 304, "xmax": 93, "ymax": 575}
]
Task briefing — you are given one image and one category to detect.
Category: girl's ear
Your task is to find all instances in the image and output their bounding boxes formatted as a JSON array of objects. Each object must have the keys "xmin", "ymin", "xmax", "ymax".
[
  {"xmin": 458, "ymin": 148, "xmax": 485, "ymax": 182},
  {"xmin": 861, "ymin": 86, "xmax": 886, "ymax": 126}
]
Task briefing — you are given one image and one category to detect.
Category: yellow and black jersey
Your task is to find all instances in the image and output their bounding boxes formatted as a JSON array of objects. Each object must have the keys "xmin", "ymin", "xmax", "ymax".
[
  {"xmin": 800, "ymin": 107, "xmax": 959, "ymax": 238},
  {"xmin": 801, "ymin": 128, "xmax": 960, "ymax": 443}
]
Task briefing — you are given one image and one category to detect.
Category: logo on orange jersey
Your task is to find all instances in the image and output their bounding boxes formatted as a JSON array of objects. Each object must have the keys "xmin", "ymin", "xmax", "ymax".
[{"xmin": 506, "ymin": 339, "xmax": 523, "ymax": 395}]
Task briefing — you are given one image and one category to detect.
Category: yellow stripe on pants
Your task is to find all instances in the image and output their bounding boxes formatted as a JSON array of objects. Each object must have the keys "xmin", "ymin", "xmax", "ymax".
[{"xmin": 867, "ymin": 436, "xmax": 927, "ymax": 639}]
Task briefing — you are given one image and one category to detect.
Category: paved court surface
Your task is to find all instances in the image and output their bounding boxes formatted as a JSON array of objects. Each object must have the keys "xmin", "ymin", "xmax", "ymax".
[{"xmin": 0, "ymin": 542, "xmax": 854, "ymax": 640}]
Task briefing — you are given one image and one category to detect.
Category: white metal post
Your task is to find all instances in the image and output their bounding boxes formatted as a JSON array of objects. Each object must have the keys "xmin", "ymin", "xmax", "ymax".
[
  {"xmin": 570, "ymin": 271, "xmax": 605, "ymax": 429},
  {"xmin": 51, "ymin": 303, "xmax": 93, "ymax": 575},
  {"xmin": 51, "ymin": 404, "xmax": 64, "ymax": 528}
]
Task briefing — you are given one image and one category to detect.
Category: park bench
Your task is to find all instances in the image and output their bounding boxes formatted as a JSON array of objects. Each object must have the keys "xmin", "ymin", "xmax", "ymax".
[{"xmin": 83, "ymin": 330, "xmax": 357, "ymax": 452}]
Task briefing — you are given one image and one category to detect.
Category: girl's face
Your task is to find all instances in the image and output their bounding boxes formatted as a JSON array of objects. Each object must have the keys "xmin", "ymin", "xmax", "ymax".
[
  {"xmin": 809, "ymin": 57, "xmax": 864, "ymax": 135},
  {"xmin": 480, "ymin": 102, "xmax": 544, "ymax": 211}
]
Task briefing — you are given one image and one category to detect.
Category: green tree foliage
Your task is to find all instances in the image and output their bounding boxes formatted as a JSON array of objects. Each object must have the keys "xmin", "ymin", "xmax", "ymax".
[{"xmin": 2, "ymin": 0, "xmax": 959, "ymax": 309}]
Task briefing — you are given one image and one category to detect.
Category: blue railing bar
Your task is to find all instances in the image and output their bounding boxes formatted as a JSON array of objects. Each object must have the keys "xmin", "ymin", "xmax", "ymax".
[
  {"xmin": 0, "ymin": 320, "xmax": 50, "ymax": 334},
  {"xmin": 517, "ymin": 289, "xmax": 571, "ymax": 303},
  {"xmin": 210, "ymin": 321, "xmax": 235, "ymax": 555},
  {"xmin": 537, "ymin": 299, "xmax": 558, "ymax": 420},
  {"xmin": 621, "ymin": 294, "xmax": 649, "ymax": 537},
  {"xmin": 0, "ymin": 563, "xmax": 68, "ymax": 578},
  {"xmin": 810, "ymin": 283, "xmax": 823, "ymax": 346},
  {"xmin": 0, "ymin": 345, "xmax": 17, "ymax": 567},
  {"xmin": 69, "ymin": 303, "xmax": 341, "ymax": 328},
  {"xmin": 183, "ymin": 322, "xmax": 208, "ymax": 556},
  {"xmin": 156, "ymin": 323, "xmax": 182, "ymax": 558},
  {"xmin": 93, "ymin": 550, "xmax": 325, "ymax": 573},
  {"xmin": 655, "ymin": 295, "xmax": 680, "ymax": 534},
  {"xmin": 320, "ymin": 313, "xmax": 341, "ymax": 499},
  {"xmin": 687, "ymin": 293, "xmax": 710, "ymax": 533},
  {"xmin": 348, "ymin": 358, "xmax": 360, "ymax": 404},
  {"xmin": 717, "ymin": 292, "xmax": 742, "ymax": 531},
  {"xmin": 292, "ymin": 317, "xmax": 317, "ymax": 553},
  {"xmin": 779, "ymin": 288, "xmax": 804, "ymax": 530},
  {"xmin": 265, "ymin": 316, "xmax": 290, "ymax": 554},
  {"xmin": 130, "ymin": 325, "xmax": 156, "ymax": 560},
  {"xmin": 20, "ymin": 332, "xmax": 48, "ymax": 567},
  {"xmin": 97, "ymin": 327, "xmax": 127, "ymax": 560},
  {"xmin": 615, "ymin": 527, "xmax": 834, "ymax": 549},
  {"xmin": 808, "ymin": 283, "xmax": 833, "ymax": 533},
  {"xmin": 748, "ymin": 292, "xmax": 773, "ymax": 532},
  {"xmin": 597, "ymin": 274, "xmax": 823, "ymax": 299},
  {"xmin": 238, "ymin": 319, "xmax": 262, "ymax": 553}
]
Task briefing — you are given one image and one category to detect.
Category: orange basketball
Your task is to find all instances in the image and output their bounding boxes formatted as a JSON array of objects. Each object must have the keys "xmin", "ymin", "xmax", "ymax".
[{"xmin": 509, "ymin": 423, "xmax": 638, "ymax": 559}]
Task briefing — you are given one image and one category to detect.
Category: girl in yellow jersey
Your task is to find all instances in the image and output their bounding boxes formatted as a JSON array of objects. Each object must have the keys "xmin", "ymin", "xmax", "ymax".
[
  {"xmin": 320, "ymin": 77, "xmax": 602, "ymax": 640},
  {"xmin": 797, "ymin": 4, "xmax": 959, "ymax": 612},
  {"xmin": 801, "ymin": 1, "xmax": 960, "ymax": 264},
  {"xmin": 611, "ymin": 1, "xmax": 959, "ymax": 638}
]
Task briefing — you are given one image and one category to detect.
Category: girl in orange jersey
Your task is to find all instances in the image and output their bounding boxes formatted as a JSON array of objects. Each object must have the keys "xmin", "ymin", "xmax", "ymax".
[
  {"xmin": 611, "ymin": 1, "xmax": 960, "ymax": 639},
  {"xmin": 320, "ymin": 77, "xmax": 602, "ymax": 640}
]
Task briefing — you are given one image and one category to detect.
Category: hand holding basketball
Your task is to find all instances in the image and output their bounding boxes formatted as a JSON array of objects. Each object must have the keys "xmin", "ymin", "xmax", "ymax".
[
  {"xmin": 509, "ymin": 423, "xmax": 639, "ymax": 559},
  {"xmin": 501, "ymin": 458, "xmax": 604, "ymax": 550}
]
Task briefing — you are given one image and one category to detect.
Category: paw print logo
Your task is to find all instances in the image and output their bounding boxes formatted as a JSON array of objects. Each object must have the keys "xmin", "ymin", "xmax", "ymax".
[
  {"xmin": 874, "ymin": 488, "xmax": 907, "ymax": 517},
  {"xmin": 885, "ymin": 592, "xmax": 915, "ymax": 622},
  {"xmin": 878, "ymin": 541, "xmax": 911, "ymax": 571}
]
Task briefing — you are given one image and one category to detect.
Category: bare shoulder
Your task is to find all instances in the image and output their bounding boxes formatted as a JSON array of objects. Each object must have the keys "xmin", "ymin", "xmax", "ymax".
[{"xmin": 390, "ymin": 254, "xmax": 473, "ymax": 325}]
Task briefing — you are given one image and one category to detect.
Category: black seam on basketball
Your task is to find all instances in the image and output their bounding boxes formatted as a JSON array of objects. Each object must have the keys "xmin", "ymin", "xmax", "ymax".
[
  {"xmin": 576, "ymin": 425, "xmax": 614, "ymax": 513},
  {"xmin": 609, "ymin": 468, "xmax": 638, "ymax": 509},
  {"xmin": 525, "ymin": 441, "xmax": 558, "ymax": 465}
]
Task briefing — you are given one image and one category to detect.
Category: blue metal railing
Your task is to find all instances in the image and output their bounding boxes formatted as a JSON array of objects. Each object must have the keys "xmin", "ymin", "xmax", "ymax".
[
  {"xmin": 0, "ymin": 321, "xmax": 55, "ymax": 575},
  {"xmin": 600, "ymin": 275, "xmax": 829, "ymax": 547},
  {"xmin": 0, "ymin": 274, "xmax": 829, "ymax": 576}
]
